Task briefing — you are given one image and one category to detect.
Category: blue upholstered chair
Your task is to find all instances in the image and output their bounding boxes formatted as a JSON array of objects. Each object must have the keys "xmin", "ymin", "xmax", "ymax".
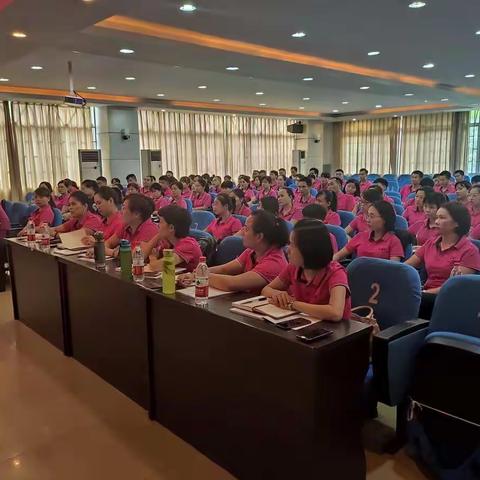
[
  {"xmin": 212, "ymin": 236, "xmax": 245, "ymax": 266},
  {"xmin": 392, "ymin": 196, "xmax": 403, "ymax": 206},
  {"xmin": 191, "ymin": 210, "xmax": 215, "ymax": 230},
  {"xmin": 447, "ymin": 193, "xmax": 457, "ymax": 201},
  {"xmin": 383, "ymin": 174, "xmax": 398, "ymax": 182},
  {"xmin": 326, "ymin": 224, "xmax": 348, "ymax": 250},
  {"xmin": 310, "ymin": 188, "xmax": 318, "ymax": 197},
  {"xmin": 10, "ymin": 202, "xmax": 32, "ymax": 227},
  {"xmin": 284, "ymin": 221, "xmax": 294, "ymax": 234},
  {"xmin": 250, "ymin": 204, "xmax": 258, "ymax": 213},
  {"xmin": 52, "ymin": 208, "xmax": 63, "ymax": 227},
  {"xmin": 233, "ymin": 214, "xmax": 247, "ymax": 226},
  {"xmin": 406, "ymin": 192, "xmax": 416, "ymax": 202},
  {"xmin": 388, "ymin": 180, "xmax": 400, "ymax": 192},
  {"xmin": 393, "ymin": 204, "xmax": 404, "ymax": 215},
  {"xmin": 24, "ymin": 192, "xmax": 35, "ymax": 203},
  {"xmin": 386, "ymin": 191, "xmax": 401, "ymax": 200},
  {"xmin": 471, "ymin": 239, "xmax": 480, "ymax": 252},
  {"xmin": 184, "ymin": 198, "xmax": 193, "ymax": 213},
  {"xmin": 395, "ymin": 215, "xmax": 408, "ymax": 230},
  {"xmin": 368, "ymin": 174, "xmax": 380, "ymax": 181},
  {"xmin": 1, "ymin": 200, "xmax": 13, "ymax": 219},
  {"xmin": 338, "ymin": 210, "xmax": 355, "ymax": 229}
]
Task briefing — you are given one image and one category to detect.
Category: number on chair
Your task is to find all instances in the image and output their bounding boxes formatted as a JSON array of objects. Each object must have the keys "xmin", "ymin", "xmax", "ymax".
[{"xmin": 368, "ymin": 283, "xmax": 380, "ymax": 305}]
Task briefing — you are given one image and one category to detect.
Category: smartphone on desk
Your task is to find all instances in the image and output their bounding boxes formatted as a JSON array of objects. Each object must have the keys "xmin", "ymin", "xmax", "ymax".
[
  {"xmin": 296, "ymin": 325, "xmax": 333, "ymax": 343},
  {"xmin": 276, "ymin": 316, "xmax": 312, "ymax": 330}
]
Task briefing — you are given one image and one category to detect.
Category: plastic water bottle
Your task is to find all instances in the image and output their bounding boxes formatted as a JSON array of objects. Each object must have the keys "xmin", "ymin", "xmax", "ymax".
[
  {"xmin": 162, "ymin": 249, "xmax": 176, "ymax": 294},
  {"xmin": 40, "ymin": 223, "xmax": 50, "ymax": 251},
  {"xmin": 132, "ymin": 245, "xmax": 145, "ymax": 282},
  {"xmin": 26, "ymin": 220, "xmax": 36, "ymax": 248},
  {"xmin": 194, "ymin": 256, "xmax": 209, "ymax": 307},
  {"xmin": 93, "ymin": 231, "xmax": 106, "ymax": 270},
  {"xmin": 119, "ymin": 239, "xmax": 133, "ymax": 281}
]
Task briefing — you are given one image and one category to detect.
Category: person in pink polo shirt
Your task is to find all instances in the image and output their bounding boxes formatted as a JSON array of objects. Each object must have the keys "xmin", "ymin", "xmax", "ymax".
[
  {"xmin": 276, "ymin": 174, "xmax": 287, "ymax": 191},
  {"xmin": 468, "ymin": 185, "xmax": 480, "ymax": 231},
  {"xmin": 126, "ymin": 182, "xmax": 141, "ymax": 195},
  {"xmin": 434, "ymin": 171, "xmax": 456, "ymax": 195},
  {"xmin": 372, "ymin": 179, "xmax": 394, "ymax": 204},
  {"xmin": 315, "ymin": 190, "xmax": 341, "ymax": 226},
  {"xmin": 455, "ymin": 180, "xmax": 471, "ymax": 206},
  {"xmin": 81, "ymin": 179, "xmax": 99, "ymax": 202},
  {"xmin": 262, "ymin": 219, "xmax": 351, "ymax": 321},
  {"xmin": 205, "ymin": 194, "xmax": 242, "ymax": 242},
  {"xmin": 179, "ymin": 176, "xmax": 192, "ymax": 200},
  {"xmin": 301, "ymin": 204, "xmax": 339, "ymax": 253},
  {"xmin": 407, "ymin": 202, "xmax": 480, "ymax": 319},
  {"xmin": 191, "ymin": 178, "xmax": 212, "ymax": 210},
  {"xmin": 403, "ymin": 187, "xmax": 431, "ymax": 227},
  {"xmin": 358, "ymin": 168, "xmax": 373, "ymax": 193},
  {"xmin": 209, "ymin": 176, "xmax": 222, "ymax": 195},
  {"xmin": 179, "ymin": 210, "xmax": 289, "ymax": 293},
  {"xmin": 19, "ymin": 187, "xmax": 54, "ymax": 235},
  {"xmin": 278, "ymin": 187, "xmax": 302, "ymax": 223},
  {"xmin": 105, "ymin": 193, "xmax": 158, "ymax": 254},
  {"xmin": 158, "ymin": 175, "xmax": 173, "ymax": 198},
  {"xmin": 293, "ymin": 176, "xmax": 315, "ymax": 210},
  {"xmin": 231, "ymin": 189, "xmax": 252, "ymax": 217},
  {"xmin": 169, "ymin": 181, "xmax": 188, "ymax": 209},
  {"xmin": 150, "ymin": 183, "xmax": 171, "ymax": 212},
  {"xmin": 82, "ymin": 187, "xmax": 124, "ymax": 246},
  {"xmin": 335, "ymin": 201, "xmax": 405, "ymax": 262},
  {"xmin": 237, "ymin": 175, "xmax": 256, "ymax": 204},
  {"xmin": 408, "ymin": 191, "xmax": 446, "ymax": 246},
  {"xmin": 345, "ymin": 188, "xmax": 383, "ymax": 236},
  {"xmin": 53, "ymin": 191, "xmax": 103, "ymax": 236},
  {"xmin": 142, "ymin": 205, "xmax": 201, "ymax": 273},
  {"xmin": 55, "ymin": 180, "xmax": 69, "ymax": 211},
  {"xmin": 257, "ymin": 176, "xmax": 277, "ymax": 202},
  {"xmin": 141, "ymin": 175, "xmax": 156, "ymax": 197},
  {"xmin": 328, "ymin": 178, "xmax": 357, "ymax": 212},
  {"xmin": 400, "ymin": 170, "xmax": 424, "ymax": 203}
]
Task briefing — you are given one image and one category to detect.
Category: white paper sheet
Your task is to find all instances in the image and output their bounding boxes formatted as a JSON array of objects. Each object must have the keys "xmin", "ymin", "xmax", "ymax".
[{"xmin": 58, "ymin": 229, "xmax": 87, "ymax": 250}]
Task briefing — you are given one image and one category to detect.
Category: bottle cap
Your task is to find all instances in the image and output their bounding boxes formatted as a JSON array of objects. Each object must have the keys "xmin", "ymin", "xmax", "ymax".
[
  {"xmin": 199, "ymin": 256, "xmax": 206, "ymax": 262},
  {"xmin": 163, "ymin": 248, "xmax": 174, "ymax": 256},
  {"xmin": 120, "ymin": 239, "xmax": 131, "ymax": 248}
]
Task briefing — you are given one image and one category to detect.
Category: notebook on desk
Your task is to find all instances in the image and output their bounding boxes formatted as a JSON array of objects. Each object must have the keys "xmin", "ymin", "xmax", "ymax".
[
  {"xmin": 232, "ymin": 296, "xmax": 294, "ymax": 320},
  {"xmin": 58, "ymin": 229, "xmax": 88, "ymax": 250}
]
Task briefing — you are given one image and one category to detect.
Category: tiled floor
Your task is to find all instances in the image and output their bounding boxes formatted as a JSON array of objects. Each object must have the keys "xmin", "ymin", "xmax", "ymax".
[{"xmin": 0, "ymin": 289, "xmax": 427, "ymax": 479}]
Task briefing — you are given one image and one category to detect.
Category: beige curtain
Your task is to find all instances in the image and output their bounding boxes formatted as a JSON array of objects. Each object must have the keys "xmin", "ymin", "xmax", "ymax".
[
  {"xmin": 340, "ymin": 118, "xmax": 394, "ymax": 175},
  {"xmin": 0, "ymin": 103, "xmax": 11, "ymax": 198},
  {"xmin": 11, "ymin": 102, "xmax": 94, "ymax": 195},
  {"xmin": 138, "ymin": 109, "xmax": 294, "ymax": 178}
]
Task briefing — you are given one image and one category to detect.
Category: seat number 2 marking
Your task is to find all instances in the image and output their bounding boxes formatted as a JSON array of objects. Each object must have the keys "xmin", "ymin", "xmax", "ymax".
[{"xmin": 368, "ymin": 283, "xmax": 380, "ymax": 305}]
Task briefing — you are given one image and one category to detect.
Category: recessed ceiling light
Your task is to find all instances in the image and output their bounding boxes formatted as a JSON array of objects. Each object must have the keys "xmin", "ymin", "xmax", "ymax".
[
  {"xmin": 352, "ymin": 118, "xmax": 357, "ymax": 122},
  {"xmin": 476, "ymin": 31, "xmax": 480, "ymax": 35},
  {"xmin": 292, "ymin": 32, "xmax": 306, "ymax": 38},
  {"xmin": 31, "ymin": 65, "xmax": 43, "ymax": 70},
  {"xmin": 465, "ymin": 74, "xmax": 476, "ymax": 78},
  {"xmin": 375, "ymin": 105, "xmax": 383, "ymax": 108},
  {"xmin": 125, "ymin": 76, "xmax": 136, "ymax": 80},
  {"xmin": 302, "ymin": 97, "xmax": 310, "ymax": 101},
  {"xmin": 226, "ymin": 66, "xmax": 239, "ymax": 71},
  {"xmin": 156, "ymin": 93, "xmax": 165, "ymax": 97},
  {"xmin": 342, "ymin": 101, "xmax": 349, "ymax": 105},
  {"xmin": 441, "ymin": 98, "xmax": 449, "ymax": 102},
  {"xmin": 299, "ymin": 106, "xmax": 305, "ymax": 110},
  {"xmin": 424, "ymin": 100, "xmax": 428, "ymax": 103},
  {"xmin": 404, "ymin": 93, "xmax": 414, "ymax": 96},
  {"xmin": 422, "ymin": 63, "xmax": 435, "ymax": 69},
  {"xmin": 87, "ymin": 86, "xmax": 96, "ymax": 90},
  {"xmin": 409, "ymin": 1, "xmax": 426, "ymax": 8},
  {"xmin": 368, "ymin": 51, "xmax": 380, "ymax": 56},
  {"xmin": 256, "ymin": 92, "xmax": 264, "ymax": 95},
  {"xmin": 213, "ymin": 99, "xmax": 221, "ymax": 102},
  {"xmin": 198, "ymin": 85, "xmax": 207, "ymax": 89},
  {"xmin": 0, "ymin": 78, "xmax": 10, "ymax": 82},
  {"xmin": 360, "ymin": 86, "xmax": 370, "ymax": 90},
  {"xmin": 12, "ymin": 32, "xmax": 27, "ymax": 38},
  {"xmin": 119, "ymin": 48, "xmax": 134, "ymax": 54},
  {"xmin": 302, "ymin": 77, "xmax": 314, "ymax": 81},
  {"xmin": 161, "ymin": 109, "xmax": 166, "ymax": 112},
  {"xmin": 393, "ymin": 115, "xmax": 399, "ymax": 118},
  {"xmin": 180, "ymin": 3, "xmax": 196, "ymax": 12},
  {"xmin": 332, "ymin": 109, "xmax": 339, "ymax": 113},
  {"xmin": 72, "ymin": 50, "xmax": 81, "ymax": 54},
  {"xmin": 259, "ymin": 103, "xmax": 267, "ymax": 106}
]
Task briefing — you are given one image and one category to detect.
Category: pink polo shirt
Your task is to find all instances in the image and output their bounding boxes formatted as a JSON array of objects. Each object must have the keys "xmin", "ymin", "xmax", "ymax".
[
  {"xmin": 434, "ymin": 184, "xmax": 455, "ymax": 194},
  {"xmin": 324, "ymin": 210, "xmax": 341, "ymax": 226},
  {"xmin": 182, "ymin": 187, "xmax": 192, "ymax": 199},
  {"xmin": 384, "ymin": 195, "xmax": 395, "ymax": 204},
  {"xmin": 348, "ymin": 213, "xmax": 370, "ymax": 234},
  {"xmin": 400, "ymin": 184, "xmax": 419, "ymax": 203},
  {"xmin": 170, "ymin": 197, "xmax": 187, "ymax": 209},
  {"xmin": 278, "ymin": 262, "xmax": 351, "ymax": 319},
  {"xmin": 359, "ymin": 180, "xmax": 373, "ymax": 193},
  {"xmin": 99, "ymin": 211, "xmax": 124, "ymax": 240},
  {"xmin": 191, "ymin": 192, "xmax": 212, "ymax": 209},
  {"xmin": 29, "ymin": 205, "xmax": 54, "ymax": 227},
  {"xmin": 279, "ymin": 205, "xmax": 302, "ymax": 222},
  {"xmin": 242, "ymin": 188, "xmax": 255, "ymax": 202},
  {"xmin": 415, "ymin": 236, "xmax": 480, "ymax": 289},
  {"xmin": 206, "ymin": 215, "xmax": 242, "ymax": 241},
  {"xmin": 115, "ymin": 218, "xmax": 159, "ymax": 248},
  {"xmin": 236, "ymin": 205, "xmax": 251, "ymax": 217},
  {"xmin": 293, "ymin": 194, "xmax": 315, "ymax": 210},
  {"xmin": 157, "ymin": 236, "xmax": 202, "ymax": 272},
  {"xmin": 468, "ymin": 206, "xmax": 480, "ymax": 229},
  {"xmin": 237, "ymin": 247, "xmax": 288, "ymax": 288},
  {"xmin": 471, "ymin": 224, "xmax": 480, "ymax": 240},
  {"xmin": 154, "ymin": 196, "xmax": 171, "ymax": 211},
  {"xmin": 55, "ymin": 194, "xmax": 69, "ymax": 211},
  {"xmin": 329, "ymin": 233, "xmax": 339, "ymax": 253},
  {"xmin": 409, "ymin": 219, "xmax": 440, "ymax": 246},
  {"xmin": 337, "ymin": 192, "xmax": 357, "ymax": 212},
  {"xmin": 257, "ymin": 188, "xmax": 277, "ymax": 201},
  {"xmin": 403, "ymin": 205, "xmax": 425, "ymax": 227},
  {"xmin": 61, "ymin": 211, "xmax": 103, "ymax": 233},
  {"xmin": 346, "ymin": 231, "xmax": 404, "ymax": 259},
  {"xmin": 0, "ymin": 204, "xmax": 10, "ymax": 238}
]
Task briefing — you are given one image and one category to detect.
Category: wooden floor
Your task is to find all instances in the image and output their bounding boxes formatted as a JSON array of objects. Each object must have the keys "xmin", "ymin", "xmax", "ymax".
[{"xmin": 0, "ymin": 288, "xmax": 427, "ymax": 479}]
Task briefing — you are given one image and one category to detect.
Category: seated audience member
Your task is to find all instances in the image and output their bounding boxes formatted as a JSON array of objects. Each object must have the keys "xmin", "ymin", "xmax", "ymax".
[
  {"xmin": 210, "ymin": 176, "xmax": 222, "ymax": 194},
  {"xmin": 150, "ymin": 183, "xmax": 171, "ymax": 211},
  {"xmin": 158, "ymin": 175, "xmax": 173, "ymax": 197},
  {"xmin": 141, "ymin": 175, "xmax": 156, "ymax": 196},
  {"xmin": 180, "ymin": 210, "xmax": 289, "ymax": 293},
  {"xmin": 179, "ymin": 176, "xmax": 192, "ymax": 199},
  {"xmin": 316, "ymin": 190, "xmax": 341, "ymax": 225},
  {"xmin": 269, "ymin": 170, "xmax": 279, "ymax": 189},
  {"xmin": 105, "ymin": 194, "xmax": 158, "ymax": 253},
  {"xmin": 372, "ymin": 178, "xmax": 394, "ymax": 203},
  {"xmin": 0, "ymin": 203, "xmax": 10, "ymax": 239},
  {"xmin": 82, "ymin": 186, "xmax": 123, "ymax": 245},
  {"xmin": 343, "ymin": 178, "xmax": 361, "ymax": 200},
  {"xmin": 406, "ymin": 202, "xmax": 480, "ymax": 319},
  {"xmin": 276, "ymin": 174, "xmax": 287, "ymax": 190},
  {"xmin": 237, "ymin": 175, "xmax": 255, "ymax": 203},
  {"xmin": 169, "ymin": 181, "xmax": 187, "ymax": 209},
  {"xmin": 191, "ymin": 178, "xmax": 212, "ymax": 210},
  {"xmin": 453, "ymin": 169, "xmax": 465, "ymax": 182},
  {"xmin": 334, "ymin": 168, "xmax": 345, "ymax": 186},
  {"xmin": 252, "ymin": 175, "xmax": 262, "ymax": 192},
  {"xmin": 404, "ymin": 176, "xmax": 436, "ymax": 208},
  {"xmin": 278, "ymin": 187, "xmax": 301, "ymax": 222},
  {"xmin": 142, "ymin": 205, "xmax": 201, "ymax": 273},
  {"xmin": 358, "ymin": 168, "xmax": 372, "ymax": 193},
  {"xmin": 408, "ymin": 191, "xmax": 446, "ymax": 246},
  {"xmin": 261, "ymin": 219, "xmax": 351, "ymax": 321},
  {"xmin": 205, "ymin": 194, "xmax": 242, "ymax": 242},
  {"xmin": 345, "ymin": 188, "xmax": 383, "ymax": 236},
  {"xmin": 301, "ymin": 204, "xmax": 339, "ymax": 252},
  {"xmin": 55, "ymin": 180, "xmax": 69, "ymax": 211},
  {"xmin": 96, "ymin": 176, "xmax": 108, "ymax": 187},
  {"xmin": 19, "ymin": 187, "xmax": 54, "ymax": 234},
  {"xmin": 166, "ymin": 170, "xmax": 175, "ymax": 179},
  {"xmin": 52, "ymin": 191, "xmax": 103, "ymax": 235},
  {"xmin": 293, "ymin": 175, "xmax": 315, "ymax": 209},
  {"xmin": 257, "ymin": 176, "xmax": 277, "ymax": 201},
  {"xmin": 223, "ymin": 174, "xmax": 233, "ymax": 184},
  {"xmin": 471, "ymin": 175, "xmax": 480, "ymax": 187},
  {"xmin": 127, "ymin": 182, "xmax": 141, "ymax": 195},
  {"xmin": 403, "ymin": 187, "xmax": 430, "ymax": 227},
  {"xmin": 434, "ymin": 170, "xmax": 455, "ymax": 194},
  {"xmin": 259, "ymin": 197, "xmax": 280, "ymax": 216},
  {"xmin": 468, "ymin": 184, "xmax": 480, "ymax": 230},
  {"xmin": 400, "ymin": 170, "xmax": 424, "ymax": 202},
  {"xmin": 334, "ymin": 201, "xmax": 405, "ymax": 262},
  {"xmin": 81, "ymin": 180, "xmax": 99, "ymax": 201},
  {"xmin": 231, "ymin": 189, "xmax": 251, "ymax": 217},
  {"xmin": 126, "ymin": 173, "xmax": 138, "ymax": 185},
  {"xmin": 37, "ymin": 182, "xmax": 57, "ymax": 210},
  {"xmin": 455, "ymin": 180, "xmax": 471, "ymax": 206},
  {"xmin": 328, "ymin": 177, "xmax": 356, "ymax": 212},
  {"xmin": 220, "ymin": 181, "xmax": 235, "ymax": 194}
]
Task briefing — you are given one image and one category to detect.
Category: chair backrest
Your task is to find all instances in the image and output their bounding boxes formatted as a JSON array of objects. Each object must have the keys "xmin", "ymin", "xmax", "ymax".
[
  {"xmin": 386, "ymin": 191, "xmax": 401, "ymax": 199},
  {"xmin": 1, "ymin": 199, "xmax": 13, "ymax": 218},
  {"xmin": 429, "ymin": 275, "xmax": 480, "ymax": 338},
  {"xmin": 395, "ymin": 215, "xmax": 408, "ymax": 230},
  {"xmin": 212, "ymin": 236, "xmax": 246, "ymax": 266},
  {"xmin": 25, "ymin": 192, "xmax": 35, "ymax": 203},
  {"xmin": 338, "ymin": 210, "xmax": 355, "ymax": 228},
  {"xmin": 407, "ymin": 192, "xmax": 416, "ymax": 201},
  {"xmin": 383, "ymin": 174, "xmax": 398, "ymax": 181},
  {"xmin": 52, "ymin": 208, "xmax": 63, "ymax": 227},
  {"xmin": 471, "ymin": 239, "xmax": 480, "ymax": 253},
  {"xmin": 191, "ymin": 210, "xmax": 215, "ymax": 230},
  {"xmin": 388, "ymin": 181, "xmax": 399, "ymax": 192},
  {"xmin": 367, "ymin": 174, "xmax": 380, "ymax": 181},
  {"xmin": 10, "ymin": 202, "xmax": 31, "ymax": 226},
  {"xmin": 310, "ymin": 188, "xmax": 318, "ymax": 197},
  {"xmin": 393, "ymin": 204, "xmax": 404, "ymax": 215},
  {"xmin": 392, "ymin": 196, "xmax": 403, "ymax": 206},
  {"xmin": 285, "ymin": 221, "xmax": 294, "ymax": 233},
  {"xmin": 250, "ymin": 204, "xmax": 259, "ymax": 213},
  {"xmin": 233, "ymin": 214, "xmax": 247, "ymax": 226},
  {"xmin": 447, "ymin": 193, "xmax": 457, "ymax": 201},
  {"xmin": 326, "ymin": 224, "xmax": 348, "ymax": 250},
  {"xmin": 184, "ymin": 198, "xmax": 193, "ymax": 213},
  {"xmin": 189, "ymin": 229, "xmax": 216, "ymax": 262},
  {"xmin": 347, "ymin": 257, "xmax": 421, "ymax": 329}
]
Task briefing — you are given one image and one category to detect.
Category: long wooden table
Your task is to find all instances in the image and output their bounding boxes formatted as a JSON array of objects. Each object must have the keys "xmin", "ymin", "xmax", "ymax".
[{"xmin": 7, "ymin": 238, "xmax": 371, "ymax": 480}]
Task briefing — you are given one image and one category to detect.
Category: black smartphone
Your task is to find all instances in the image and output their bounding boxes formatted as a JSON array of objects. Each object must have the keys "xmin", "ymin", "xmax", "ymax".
[
  {"xmin": 276, "ymin": 317, "xmax": 312, "ymax": 330},
  {"xmin": 296, "ymin": 326, "xmax": 333, "ymax": 343}
]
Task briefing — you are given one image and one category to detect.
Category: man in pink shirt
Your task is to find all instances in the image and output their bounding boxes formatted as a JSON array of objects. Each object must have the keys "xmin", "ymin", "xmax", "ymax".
[
  {"xmin": 158, "ymin": 175, "xmax": 173, "ymax": 198},
  {"xmin": 400, "ymin": 170, "xmax": 423, "ymax": 202},
  {"xmin": 293, "ymin": 176, "xmax": 315, "ymax": 210},
  {"xmin": 141, "ymin": 175, "xmax": 156, "ymax": 197},
  {"xmin": 358, "ymin": 168, "xmax": 373, "ymax": 193},
  {"xmin": 434, "ymin": 171, "xmax": 456, "ymax": 194}
]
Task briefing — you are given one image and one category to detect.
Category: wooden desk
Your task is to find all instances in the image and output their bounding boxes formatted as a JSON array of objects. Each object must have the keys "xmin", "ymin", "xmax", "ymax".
[{"xmin": 7, "ymin": 239, "xmax": 371, "ymax": 480}]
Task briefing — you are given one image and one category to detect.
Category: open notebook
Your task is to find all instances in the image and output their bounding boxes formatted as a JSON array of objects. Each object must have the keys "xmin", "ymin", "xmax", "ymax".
[
  {"xmin": 58, "ymin": 229, "xmax": 88, "ymax": 251},
  {"xmin": 232, "ymin": 296, "xmax": 294, "ymax": 320}
]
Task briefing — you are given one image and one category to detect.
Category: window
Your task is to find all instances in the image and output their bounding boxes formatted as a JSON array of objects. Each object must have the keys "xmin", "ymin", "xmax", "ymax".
[{"xmin": 467, "ymin": 110, "xmax": 480, "ymax": 174}]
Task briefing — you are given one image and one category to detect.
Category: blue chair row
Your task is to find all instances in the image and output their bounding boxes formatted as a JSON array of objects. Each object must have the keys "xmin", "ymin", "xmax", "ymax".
[
  {"xmin": 338, "ymin": 210, "xmax": 355, "ymax": 229},
  {"xmin": 185, "ymin": 198, "xmax": 192, "ymax": 213},
  {"xmin": 191, "ymin": 210, "xmax": 215, "ymax": 230}
]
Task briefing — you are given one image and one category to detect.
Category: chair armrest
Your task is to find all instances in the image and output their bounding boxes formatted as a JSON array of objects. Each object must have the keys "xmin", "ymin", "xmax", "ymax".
[{"xmin": 372, "ymin": 319, "xmax": 429, "ymax": 406}]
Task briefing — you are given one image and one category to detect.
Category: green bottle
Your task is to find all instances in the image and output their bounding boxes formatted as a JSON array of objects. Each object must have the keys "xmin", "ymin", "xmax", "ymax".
[
  {"xmin": 119, "ymin": 239, "xmax": 133, "ymax": 281},
  {"xmin": 162, "ymin": 249, "xmax": 176, "ymax": 295}
]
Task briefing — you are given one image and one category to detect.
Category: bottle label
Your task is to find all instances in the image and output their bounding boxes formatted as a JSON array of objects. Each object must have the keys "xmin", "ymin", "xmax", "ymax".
[
  {"xmin": 27, "ymin": 234, "xmax": 35, "ymax": 242},
  {"xmin": 133, "ymin": 265, "xmax": 144, "ymax": 276},
  {"xmin": 195, "ymin": 285, "xmax": 209, "ymax": 298},
  {"xmin": 41, "ymin": 237, "xmax": 49, "ymax": 246}
]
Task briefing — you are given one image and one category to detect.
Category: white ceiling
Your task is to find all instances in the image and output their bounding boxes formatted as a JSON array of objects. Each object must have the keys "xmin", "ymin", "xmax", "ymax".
[{"xmin": 1, "ymin": 0, "xmax": 480, "ymax": 118}]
